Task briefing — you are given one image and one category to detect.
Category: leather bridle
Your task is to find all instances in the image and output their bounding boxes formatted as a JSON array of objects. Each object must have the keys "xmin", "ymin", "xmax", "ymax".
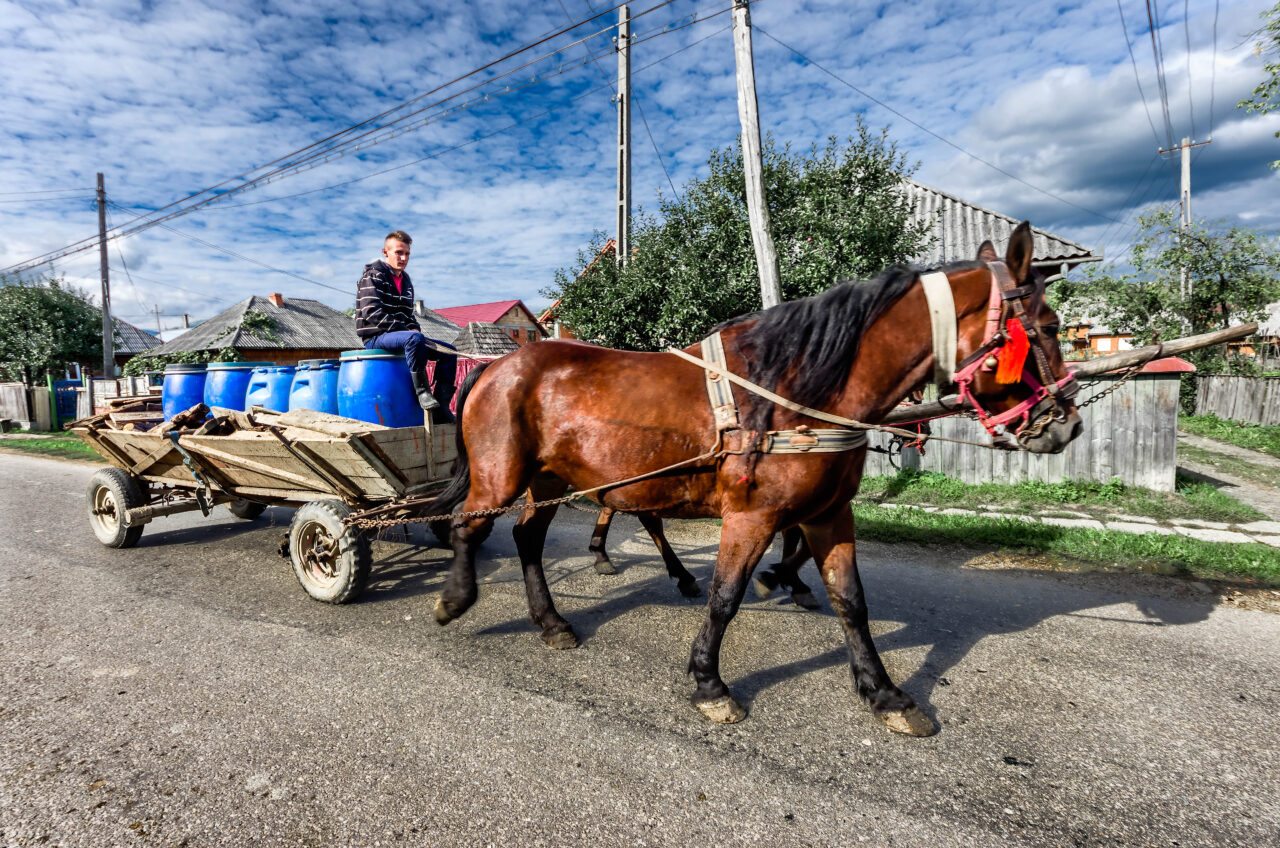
[{"xmin": 951, "ymin": 261, "xmax": 1079, "ymax": 447}]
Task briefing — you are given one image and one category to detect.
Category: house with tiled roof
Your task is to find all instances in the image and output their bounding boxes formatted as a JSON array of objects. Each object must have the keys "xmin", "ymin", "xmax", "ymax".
[
  {"xmin": 452, "ymin": 322, "xmax": 521, "ymax": 358},
  {"xmin": 144, "ymin": 293, "xmax": 362, "ymax": 364},
  {"xmin": 434, "ymin": 299, "xmax": 546, "ymax": 348},
  {"xmin": 108, "ymin": 316, "xmax": 163, "ymax": 370}
]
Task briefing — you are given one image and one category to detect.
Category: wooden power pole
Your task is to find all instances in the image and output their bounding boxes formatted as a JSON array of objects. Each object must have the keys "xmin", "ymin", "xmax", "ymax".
[
  {"xmin": 96, "ymin": 173, "xmax": 114, "ymax": 376},
  {"xmin": 1158, "ymin": 136, "xmax": 1211, "ymax": 313},
  {"xmin": 616, "ymin": 5, "xmax": 631, "ymax": 269},
  {"xmin": 731, "ymin": 0, "xmax": 782, "ymax": 309}
]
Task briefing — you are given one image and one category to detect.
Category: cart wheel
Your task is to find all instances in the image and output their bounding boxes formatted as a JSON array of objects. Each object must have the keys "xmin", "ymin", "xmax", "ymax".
[
  {"xmin": 86, "ymin": 468, "xmax": 145, "ymax": 548},
  {"xmin": 227, "ymin": 499, "xmax": 267, "ymax": 520},
  {"xmin": 288, "ymin": 500, "xmax": 371, "ymax": 604}
]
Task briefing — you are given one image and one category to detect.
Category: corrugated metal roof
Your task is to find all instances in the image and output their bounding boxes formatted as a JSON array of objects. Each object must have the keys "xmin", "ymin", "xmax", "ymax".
[
  {"xmin": 904, "ymin": 180, "xmax": 1098, "ymax": 268},
  {"xmin": 452, "ymin": 322, "xmax": 520, "ymax": 358},
  {"xmin": 147, "ymin": 295, "xmax": 362, "ymax": 355},
  {"xmin": 414, "ymin": 304, "xmax": 465, "ymax": 346},
  {"xmin": 111, "ymin": 318, "xmax": 162, "ymax": 355}
]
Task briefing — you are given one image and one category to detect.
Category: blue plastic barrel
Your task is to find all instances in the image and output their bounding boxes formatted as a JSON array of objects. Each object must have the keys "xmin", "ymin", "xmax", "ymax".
[
  {"xmin": 204, "ymin": 362, "xmax": 272, "ymax": 412},
  {"xmin": 245, "ymin": 365, "xmax": 296, "ymax": 413},
  {"xmin": 288, "ymin": 359, "xmax": 340, "ymax": 415},
  {"xmin": 337, "ymin": 349, "xmax": 420, "ymax": 428},
  {"xmin": 161, "ymin": 363, "xmax": 207, "ymax": 420}
]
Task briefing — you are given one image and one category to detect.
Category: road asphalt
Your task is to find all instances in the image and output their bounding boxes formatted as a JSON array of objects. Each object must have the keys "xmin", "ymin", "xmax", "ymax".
[{"xmin": 2, "ymin": 453, "xmax": 1278, "ymax": 847}]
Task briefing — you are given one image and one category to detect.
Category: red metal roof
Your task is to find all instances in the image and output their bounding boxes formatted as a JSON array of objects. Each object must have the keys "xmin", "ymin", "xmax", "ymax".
[{"xmin": 434, "ymin": 299, "xmax": 535, "ymax": 328}]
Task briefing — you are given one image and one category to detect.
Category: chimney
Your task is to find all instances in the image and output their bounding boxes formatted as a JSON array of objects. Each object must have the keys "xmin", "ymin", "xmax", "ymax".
[
  {"xmin": 268, "ymin": 293, "xmax": 284, "ymax": 307},
  {"xmin": 415, "ymin": 299, "xmax": 425, "ymax": 316},
  {"xmin": 182, "ymin": 313, "xmax": 190, "ymax": 328}
]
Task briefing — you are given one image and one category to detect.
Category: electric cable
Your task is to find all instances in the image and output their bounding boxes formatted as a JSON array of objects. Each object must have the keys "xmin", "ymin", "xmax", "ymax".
[
  {"xmin": 1146, "ymin": 0, "xmax": 1176, "ymax": 147},
  {"xmin": 1115, "ymin": 0, "xmax": 1165, "ymax": 150},
  {"xmin": 1183, "ymin": 0, "xmax": 1196, "ymax": 140},
  {"xmin": 755, "ymin": 26, "xmax": 1125, "ymax": 225}
]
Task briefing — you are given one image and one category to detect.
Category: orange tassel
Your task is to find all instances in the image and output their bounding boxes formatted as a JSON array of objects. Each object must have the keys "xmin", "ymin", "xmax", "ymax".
[{"xmin": 996, "ymin": 319, "xmax": 1030, "ymax": 384}]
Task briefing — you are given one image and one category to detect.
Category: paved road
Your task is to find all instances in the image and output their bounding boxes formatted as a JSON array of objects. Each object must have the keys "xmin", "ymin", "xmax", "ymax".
[
  {"xmin": 1177, "ymin": 431, "xmax": 1280, "ymax": 520},
  {"xmin": 2, "ymin": 454, "xmax": 1278, "ymax": 847}
]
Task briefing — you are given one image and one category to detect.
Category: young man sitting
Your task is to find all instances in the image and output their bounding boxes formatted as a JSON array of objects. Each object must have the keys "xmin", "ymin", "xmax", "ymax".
[{"xmin": 354, "ymin": 230, "xmax": 457, "ymax": 424}]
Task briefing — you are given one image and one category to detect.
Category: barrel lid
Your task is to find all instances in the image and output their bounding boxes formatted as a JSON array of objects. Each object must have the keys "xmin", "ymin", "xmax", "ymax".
[
  {"xmin": 163, "ymin": 363, "xmax": 206, "ymax": 373},
  {"xmin": 207, "ymin": 361, "xmax": 273, "ymax": 370},
  {"xmin": 252, "ymin": 364, "xmax": 296, "ymax": 372},
  {"xmin": 298, "ymin": 358, "xmax": 340, "ymax": 367},
  {"xmin": 341, "ymin": 349, "xmax": 402, "ymax": 360}
]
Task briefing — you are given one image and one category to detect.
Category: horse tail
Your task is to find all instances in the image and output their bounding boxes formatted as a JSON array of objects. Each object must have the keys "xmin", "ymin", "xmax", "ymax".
[{"xmin": 424, "ymin": 361, "xmax": 491, "ymax": 518}]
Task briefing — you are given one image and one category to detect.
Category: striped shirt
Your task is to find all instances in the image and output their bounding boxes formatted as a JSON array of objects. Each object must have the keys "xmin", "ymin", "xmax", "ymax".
[{"xmin": 355, "ymin": 260, "xmax": 421, "ymax": 341}]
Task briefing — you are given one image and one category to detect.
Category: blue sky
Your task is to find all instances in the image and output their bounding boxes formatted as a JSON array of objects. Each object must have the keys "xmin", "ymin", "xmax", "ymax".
[{"xmin": 0, "ymin": 0, "xmax": 1275, "ymax": 333}]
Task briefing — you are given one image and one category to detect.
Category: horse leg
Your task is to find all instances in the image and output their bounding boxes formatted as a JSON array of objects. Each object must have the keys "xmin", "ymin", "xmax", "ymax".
[
  {"xmin": 588, "ymin": 507, "xmax": 618, "ymax": 575},
  {"xmin": 435, "ymin": 511, "xmax": 489, "ymax": 625},
  {"xmin": 688, "ymin": 516, "xmax": 775, "ymax": 723},
  {"xmin": 637, "ymin": 513, "xmax": 701, "ymax": 598},
  {"xmin": 803, "ymin": 508, "xmax": 936, "ymax": 737},
  {"xmin": 512, "ymin": 475, "xmax": 578, "ymax": 650},
  {"xmin": 752, "ymin": 529, "xmax": 820, "ymax": 609}
]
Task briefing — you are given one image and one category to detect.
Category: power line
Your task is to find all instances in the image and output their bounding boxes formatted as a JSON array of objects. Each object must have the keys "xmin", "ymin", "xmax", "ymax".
[
  {"xmin": 755, "ymin": 26, "xmax": 1125, "ymax": 225},
  {"xmin": 1115, "ymin": 0, "xmax": 1164, "ymax": 150},
  {"xmin": 1209, "ymin": 0, "xmax": 1220, "ymax": 137},
  {"xmin": 1183, "ymin": 0, "xmax": 1197, "ymax": 140},
  {"xmin": 0, "ymin": 187, "xmax": 92, "ymax": 197},
  {"xmin": 0, "ymin": 196, "xmax": 95, "ymax": 205},
  {"xmin": 1146, "ymin": 0, "xmax": 1176, "ymax": 147},
  {"xmin": 159, "ymin": 18, "xmax": 726, "ymax": 213},
  {"xmin": 0, "ymin": 1, "xmax": 644, "ymax": 274}
]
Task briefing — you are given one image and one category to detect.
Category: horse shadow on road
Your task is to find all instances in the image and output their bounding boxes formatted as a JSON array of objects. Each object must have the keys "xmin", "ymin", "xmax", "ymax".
[{"xmin": 465, "ymin": 523, "xmax": 1220, "ymax": 721}]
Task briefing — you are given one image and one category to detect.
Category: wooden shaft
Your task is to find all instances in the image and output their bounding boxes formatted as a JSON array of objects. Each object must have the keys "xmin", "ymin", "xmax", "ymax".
[{"xmin": 882, "ymin": 322, "xmax": 1259, "ymax": 425}]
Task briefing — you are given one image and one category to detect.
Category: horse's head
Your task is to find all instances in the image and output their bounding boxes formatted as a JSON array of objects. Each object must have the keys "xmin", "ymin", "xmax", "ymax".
[{"xmin": 955, "ymin": 222, "xmax": 1082, "ymax": 454}]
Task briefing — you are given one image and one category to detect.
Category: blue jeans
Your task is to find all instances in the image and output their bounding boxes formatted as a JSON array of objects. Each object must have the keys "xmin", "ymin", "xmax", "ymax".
[{"xmin": 365, "ymin": 331, "xmax": 457, "ymax": 392}]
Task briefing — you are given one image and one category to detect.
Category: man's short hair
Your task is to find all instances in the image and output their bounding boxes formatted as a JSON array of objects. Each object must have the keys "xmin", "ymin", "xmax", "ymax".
[{"xmin": 385, "ymin": 230, "xmax": 412, "ymax": 246}]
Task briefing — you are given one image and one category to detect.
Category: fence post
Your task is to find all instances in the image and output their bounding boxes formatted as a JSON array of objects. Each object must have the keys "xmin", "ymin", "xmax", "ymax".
[{"xmin": 45, "ymin": 373, "xmax": 59, "ymax": 431}]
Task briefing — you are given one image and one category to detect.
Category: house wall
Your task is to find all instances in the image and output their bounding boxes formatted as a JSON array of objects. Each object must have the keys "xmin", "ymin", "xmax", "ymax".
[{"xmin": 493, "ymin": 307, "xmax": 544, "ymax": 347}]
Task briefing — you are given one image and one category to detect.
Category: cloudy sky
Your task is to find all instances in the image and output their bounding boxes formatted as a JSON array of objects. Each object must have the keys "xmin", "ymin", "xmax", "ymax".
[{"xmin": 1, "ymin": 0, "xmax": 1275, "ymax": 333}]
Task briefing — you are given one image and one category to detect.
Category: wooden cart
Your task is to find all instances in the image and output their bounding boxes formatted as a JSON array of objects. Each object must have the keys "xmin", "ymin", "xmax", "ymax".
[{"xmin": 72, "ymin": 402, "xmax": 455, "ymax": 603}]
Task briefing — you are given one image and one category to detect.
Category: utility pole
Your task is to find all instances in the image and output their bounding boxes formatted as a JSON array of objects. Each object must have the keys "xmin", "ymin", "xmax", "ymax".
[
  {"xmin": 96, "ymin": 173, "xmax": 114, "ymax": 376},
  {"xmin": 731, "ymin": 1, "xmax": 782, "ymax": 309},
  {"xmin": 1158, "ymin": 137, "xmax": 1211, "ymax": 310},
  {"xmin": 615, "ymin": 5, "xmax": 631, "ymax": 269},
  {"xmin": 154, "ymin": 305, "xmax": 162, "ymax": 336}
]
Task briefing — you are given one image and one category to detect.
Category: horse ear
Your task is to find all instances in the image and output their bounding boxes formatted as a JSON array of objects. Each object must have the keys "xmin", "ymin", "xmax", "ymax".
[
  {"xmin": 1005, "ymin": 221, "xmax": 1034, "ymax": 281},
  {"xmin": 976, "ymin": 240, "xmax": 998, "ymax": 262}
]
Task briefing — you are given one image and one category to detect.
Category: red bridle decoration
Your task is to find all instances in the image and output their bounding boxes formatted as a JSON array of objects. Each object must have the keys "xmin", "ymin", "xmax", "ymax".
[{"xmin": 951, "ymin": 263, "xmax": 1077, "ymax": 443}]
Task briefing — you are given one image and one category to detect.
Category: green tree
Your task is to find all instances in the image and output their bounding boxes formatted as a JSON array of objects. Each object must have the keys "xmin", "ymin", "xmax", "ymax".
[
  {"xmin": 0, "ymin": 277, "xmax": 103, "ymax": 383},
  {"xmin": 1054, "ymin": 208, "xmax": 1280, "ymax": 406},
  {"xmin": 544, "ymin": 124, "xmax": 932, "ymax": 350},
  {"xmin": 1239, "ymin": 2, "xmax": 1280, "ymax": 168}
]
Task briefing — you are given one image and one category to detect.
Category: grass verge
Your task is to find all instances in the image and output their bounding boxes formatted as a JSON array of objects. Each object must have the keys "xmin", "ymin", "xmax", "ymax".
[
  {"xmin": 852, "ymin": 503, "xmax": 1280, "ymax": 587},
  {"xmin": 1178, "ymin": 443, "xmax": 1280, "ymax": 489},
  {"xmin": 856, "ymin": 469, "xmax": 1262, "ymax": 523},
  {"xmin": 1180, "ymin": 414, "xmax": 1280, "ymax": 459},
  {"xmin": 0, "ymin": 432, "xmax": 105, "ymax": 463}
]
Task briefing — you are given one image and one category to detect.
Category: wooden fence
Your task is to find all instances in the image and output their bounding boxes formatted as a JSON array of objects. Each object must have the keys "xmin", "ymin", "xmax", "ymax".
[
  {"xmin": 1194, "ymin": 375, "xmax": 1280, "ymax": 426},
  {"xmin": 863, "ymin": 370, "xmax": 1182, "ymax": 491}
]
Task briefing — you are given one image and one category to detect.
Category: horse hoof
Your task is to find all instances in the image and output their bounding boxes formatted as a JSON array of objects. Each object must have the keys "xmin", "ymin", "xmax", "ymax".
[
  {"xmin": 694, "ymin": 695, "xmax": 747, "ymax": 724},
  {"xmin": 677, "ymin": 579, "xmax": 701, "ymax": 598},
  {"xmin": 752, "ymin": 576, "xmax": 777, "ymax": 600},
  {"xmin": 541, "ymin": 629, "xmax": 579, "ymax": 650},
  {"xmin": 434, "ymin": 597, "xmax": 457, "ymax": 625},
  {"xmin": 791, "ymin": 591, "xmax": 822, "ymax": 610},
  {"xmin": 878, "ymin": 706, "xmax": 937, "ymax": 737},
  {"xmin": 593, "ymin": 560, "xmax": 617, "ymax": 576}
]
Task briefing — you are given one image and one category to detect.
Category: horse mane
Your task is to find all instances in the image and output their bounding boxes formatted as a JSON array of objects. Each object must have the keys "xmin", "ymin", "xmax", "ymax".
[{"xmin": 719, "ymin": 260, "xmax": 984, "ymax": 434}]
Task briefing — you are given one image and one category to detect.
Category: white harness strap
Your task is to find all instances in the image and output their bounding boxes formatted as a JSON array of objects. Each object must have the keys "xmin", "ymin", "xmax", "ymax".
[
  {"xmin": 919, "ymin": 271, "xmax": 957, "ymax": 387},
  {"xmin": 700, "ymin": 332, "xmax": 741, "ymax": 431}
]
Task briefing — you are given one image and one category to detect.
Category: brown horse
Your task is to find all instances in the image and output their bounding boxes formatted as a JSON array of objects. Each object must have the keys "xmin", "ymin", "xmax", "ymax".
[{"xmin": 426, "ymin": 223, "xmax": 1081, "ymax": 735}]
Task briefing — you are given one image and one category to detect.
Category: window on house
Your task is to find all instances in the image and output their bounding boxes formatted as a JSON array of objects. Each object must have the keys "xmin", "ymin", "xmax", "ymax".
[
  {"xmin": 1096, "ymin": 338, "xmax": 1112, "ymax": 352},
  {"xmin": 527, "ymin": 330, "xmax": 537, "ymax": 342}
]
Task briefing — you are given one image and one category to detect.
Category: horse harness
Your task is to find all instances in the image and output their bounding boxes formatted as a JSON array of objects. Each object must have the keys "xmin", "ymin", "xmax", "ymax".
[{"xmin": 670, "ymin": 260, "xmax": 1079, "ymax": 455}]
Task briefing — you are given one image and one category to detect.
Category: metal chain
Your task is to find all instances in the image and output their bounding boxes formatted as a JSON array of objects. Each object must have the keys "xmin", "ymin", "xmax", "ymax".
[{"xmin": 1075, "ymin": 363, "xmax": 1145, "ymax": 409}]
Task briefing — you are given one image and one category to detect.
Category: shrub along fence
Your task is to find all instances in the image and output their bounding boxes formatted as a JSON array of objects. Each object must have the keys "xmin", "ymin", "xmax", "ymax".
[
  {"xmin": 1194, "ymin": 375, "xmax": 1280, "ymax": 426},
  {"xmin": 863, "ymin": 360, "xmax": 1190, "ymax": 491}
]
